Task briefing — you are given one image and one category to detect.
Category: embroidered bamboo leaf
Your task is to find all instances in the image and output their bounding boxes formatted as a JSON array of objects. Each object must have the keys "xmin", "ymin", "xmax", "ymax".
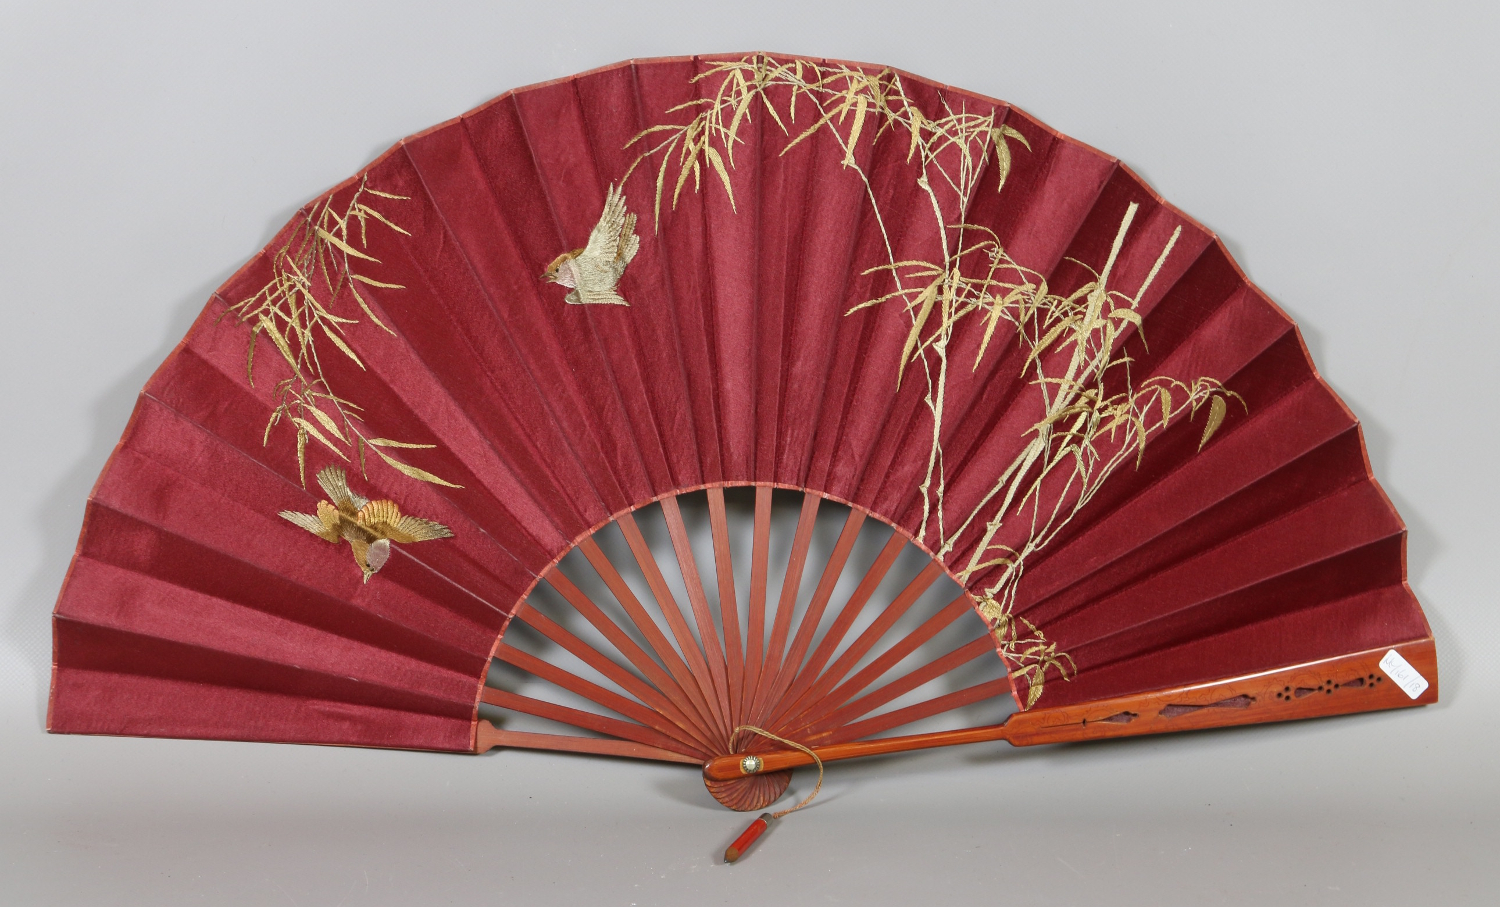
[
  {"xmin": 291, "ymin": 417, "xmax": 348, "ymax": 458},
  {"xmin": 258, "ymin": 314, "xmax": 297, "ymax": 370},
  {"xmin": 228, "ymin": 176, "xmax": 451, "ymax": 489},
  {"xmin": 1025, "ymin": 313, "xmax": 1082, "ymax": 368},
  {"xmin": 991, "ymin": 128, "xmax": 1012, "ymax": 194},
  {"xmin": 351, "ymin": 273, "xmax": 406, "ymax": 290},
  {"xmin": 653, "ymin": 146, "xmax": 672, "ymax": 225},
  {"xmin": 1200, "ymin": 394, "xmax": 1228, "ymax": 449},
  {"xmin": 898, "ymin": 278, "xmax": 942, "ymax": 386},
  {"xmin": 907, "ymin": 108, "xmax": 925, "ymax": 162},
  {"xmin": 354, "ymin": 203, "xmax": 411, "ymax": 236},
  {"xmin": 316, "ymin": 227, "xmax": 380, "ymax": 263},
  {"xmin": 371, "ymin": 445, "xmax": 462, "ymax": 488},
  {"xmin": 305, "ymin": 404, "xmax": 348, "ymax": 444},
  {"xmin": 727, "ymin": 92, "xmax": 754, "ymax": 162},
  {"xmin": 704, "ymin": 145, "xmax": 736, "ymax": 210},
  {"xmin": 319, "ymin": 322, "xmax": 365, "ymax": 369},
  {"xmin": 671, "ymin": 143, "xmax": 697, "ymax": 209},
  {"xmin": 246, "ymin": 324, "xmax": 260, "ymax": 386},
  {"xmin": 844, "ymin": 95, "xmax": 868, "ymax": 167},
  {"xmin": 348, "ymin": 286, "xmax": 394, "ymax": 335}
]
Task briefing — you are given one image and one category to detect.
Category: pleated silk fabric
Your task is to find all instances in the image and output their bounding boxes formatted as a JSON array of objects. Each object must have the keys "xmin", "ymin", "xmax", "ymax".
[{"xmin": 49, "ymin": 54, "xmax": 1429, "ymax": 751}]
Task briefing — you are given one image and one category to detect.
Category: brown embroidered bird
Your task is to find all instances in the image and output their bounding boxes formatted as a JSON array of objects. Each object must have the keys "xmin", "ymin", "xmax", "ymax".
[
  {"xmin": 540, "ymin": 183, "xmax": 640, "ymax": 305},
  {"xmin": 279, "ymin": 465, "xmax": 453, "ymax": 582}
]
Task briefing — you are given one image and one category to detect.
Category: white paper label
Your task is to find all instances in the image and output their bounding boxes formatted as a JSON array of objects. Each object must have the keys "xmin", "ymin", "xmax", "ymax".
[{"xmin": 1378, "ymin": 649, "xmax": 1429, "ymax": 700}]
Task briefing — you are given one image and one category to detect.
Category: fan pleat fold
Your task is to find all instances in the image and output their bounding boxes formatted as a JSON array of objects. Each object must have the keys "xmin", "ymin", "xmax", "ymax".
[{"xmin": 50, "ymin": 53, "xmax": 1430, "ymax": 755}]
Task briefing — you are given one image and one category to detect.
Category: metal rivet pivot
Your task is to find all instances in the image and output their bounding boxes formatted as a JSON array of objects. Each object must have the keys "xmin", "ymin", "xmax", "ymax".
[{"xmin": 740, "ymin": 755, "xmax": 763, "ymax": 775}]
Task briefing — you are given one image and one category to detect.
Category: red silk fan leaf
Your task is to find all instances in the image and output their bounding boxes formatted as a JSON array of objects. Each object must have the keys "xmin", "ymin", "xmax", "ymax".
[{"xmin": 47, "ymin": 54, "xmax": 1434, "ymax": 811}]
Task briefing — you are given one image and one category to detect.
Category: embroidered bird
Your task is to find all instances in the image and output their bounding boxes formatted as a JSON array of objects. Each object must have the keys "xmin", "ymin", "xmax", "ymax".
[
  {"xmin": 541, "ymin": 183, "xmax": 640, "ymax": 305},
  {"xmin": 279, "ymin": 465, "xmax": 453, "ymax": 582}
]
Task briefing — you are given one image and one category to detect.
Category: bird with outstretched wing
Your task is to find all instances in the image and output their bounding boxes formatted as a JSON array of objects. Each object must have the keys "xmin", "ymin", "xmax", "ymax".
[
  {"xmin": 541, "ymin": 183, "xmax": 640, "ymax": 305},
  {"xmin": 280, "ymin": 466, "xmax": 452, "ymax": 582}
]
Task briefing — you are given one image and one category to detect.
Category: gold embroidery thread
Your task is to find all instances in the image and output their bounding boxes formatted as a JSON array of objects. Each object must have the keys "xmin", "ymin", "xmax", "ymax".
[
  {"xmin": 541, "ymin": 183, "xmax": 640, "ymax": 306},
  {"xmin": 227, "ymin": 176, "xmax": 458, "ymax": 489},
  {"xmin": 625, "ymin": 54, "xmax": 1247, "ymax": 704},
  {"xmin": 280, "ymin": 465, "xmax": 453, "ymax": 582}
]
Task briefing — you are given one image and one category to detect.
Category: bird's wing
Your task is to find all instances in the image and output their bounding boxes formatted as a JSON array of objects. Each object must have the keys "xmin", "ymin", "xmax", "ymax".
[
  {"xmin": 391, "ymin": 514, "xmax": 455, "ymax": 543},
  {"xmin": 316, "ymin": 465, "xmax": 367, "ymax": 514},
  {"xmin": 317, "ymin": 500, "xmax": 344, "ymax": 535},
  {"xmin": 580, "ymin": 184, "xmax": 630, "ymax": 263},
  {"xmin": 355, "ymin": 499, "xmax": 401, "ymax": 537},
  {"xmin": 356, "ymin": 498, "xmax": 453, "ymax": 543},
  {"xmin": 574, "ymin": 285, "xmax": 630, "ymax": 306},
  {"xmin": 616, "ymin": 212, "xmax": 639, "ymax": 267},
  {"xmin": 573, "ymin": 252, "xmax": 629, "ymax": 304},
  {"xmin": 279, "ymin": 506, "xmax": 341, "ymax": 542}
]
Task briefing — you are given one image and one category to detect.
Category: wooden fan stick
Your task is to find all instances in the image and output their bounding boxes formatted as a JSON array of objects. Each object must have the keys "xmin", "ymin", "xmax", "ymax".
[
  {"xmin": 831, "ymin": 677, "xmax": 1015, "ymax": 744},
  {"xmin": 532, "ymin": 575, "xmax": 713, "ymax": 740},
  {"xmin": 510, "ymin": 602, "xmax": 713, "ymax": 749},
  {"xmin": 706, "ymin": 489, "xmax": 747, "ymax": 726},
  {"xmin": 659, "ymin": 497, "xmax": 734, "ymax": 729},
  {"xmin": 575, "ymin": 537, "xmax": 722, "ymax": 741},
  {"xmin": 798, "ymin": 637, "xmax": 998, "ymax": 739},
  {"xmin": 492, "ymin": 643, "xmax": 713, "ymax": 756},
  {"xmin": 746, "ymin": 494, "xmax": 821, "ymax": 727},
  {"xmin": 616, "ymin": 512, "xmax": 731, "ymax": 740},
  {"xmin": 702, "ymin": 639, "xmax": 1438, "ymax": 781},
  {"xmin": 475, "ymin": 723, "xmax": 700, "ymax": 764},
  {"xmin": 767, "ymin": 532, "xmax": 907, "ymax": 723},
  {"xmin": 760, "ymin": 508, "xmax": 867, "ymax": 713},
  {"xmin": 742, "ymin": 487, "xmax": 773, "ymax": 726},
  {"xmin": 786, "ymin": 598, "xmax": 975, "ymax": 734},
  {"xmin": 767, "ymin": 561, "xmax": 944, "ymax": 730},
  {"xmin": 480, "ymin": 687, "xmax": 687, "ymax": 753}
]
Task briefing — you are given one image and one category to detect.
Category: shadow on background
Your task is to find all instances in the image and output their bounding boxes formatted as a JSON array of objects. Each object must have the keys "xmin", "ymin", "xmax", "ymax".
[{"xmin": 0, "ymin": 193, "xmax": 311, "ymax": 726}]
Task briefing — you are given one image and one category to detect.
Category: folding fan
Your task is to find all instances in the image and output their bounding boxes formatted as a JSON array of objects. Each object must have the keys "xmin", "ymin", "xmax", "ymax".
[{"xmin": 49, "ymin": 53, "xmax": 1436, "ymax": 826}]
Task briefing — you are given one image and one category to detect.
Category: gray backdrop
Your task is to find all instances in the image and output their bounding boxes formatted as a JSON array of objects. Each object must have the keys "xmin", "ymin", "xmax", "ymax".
[{"xmin": 2, "ymin": 2, "xmax": 1496, "ymax": 904}]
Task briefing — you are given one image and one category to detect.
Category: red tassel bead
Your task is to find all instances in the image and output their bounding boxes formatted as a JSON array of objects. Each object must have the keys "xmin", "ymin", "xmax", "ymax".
[{"xmin": 724, "ymin": 813, "xmax": 776, "ymax": 863}]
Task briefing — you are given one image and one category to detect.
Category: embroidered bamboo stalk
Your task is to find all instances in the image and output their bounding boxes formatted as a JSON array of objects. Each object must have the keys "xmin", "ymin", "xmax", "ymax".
[{"xmin": 621, "ymin": 56, "xmax": 1250, "ymax": 702}]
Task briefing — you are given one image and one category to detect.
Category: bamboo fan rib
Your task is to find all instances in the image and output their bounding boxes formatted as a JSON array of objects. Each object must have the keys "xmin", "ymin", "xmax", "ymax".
[
  {"xmin": 481, "ymin": 488, "xmax": 1005, "ymax": 810},
  {"xmin": 49, "ymin": 53, "xmax": 1432, "ymax": 807}
]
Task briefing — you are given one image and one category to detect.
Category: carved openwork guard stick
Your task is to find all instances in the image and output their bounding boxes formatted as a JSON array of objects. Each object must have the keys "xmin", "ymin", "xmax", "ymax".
[{"xmin": 704, "ymin": 639, "xmax": 1436, "ymax": 782}]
